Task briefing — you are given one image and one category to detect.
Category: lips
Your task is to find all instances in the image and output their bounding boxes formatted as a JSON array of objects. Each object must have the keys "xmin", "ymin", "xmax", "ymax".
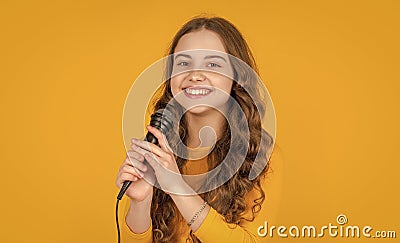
[{"xmin": 182, "ymin": 86, "xmax": 212, "ymax": 99}]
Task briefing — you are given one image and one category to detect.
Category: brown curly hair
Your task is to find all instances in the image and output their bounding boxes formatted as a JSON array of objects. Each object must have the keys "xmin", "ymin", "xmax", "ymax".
[{"xmin": 149, "ymin": 16, "xmax": 274, "ymax": 242}]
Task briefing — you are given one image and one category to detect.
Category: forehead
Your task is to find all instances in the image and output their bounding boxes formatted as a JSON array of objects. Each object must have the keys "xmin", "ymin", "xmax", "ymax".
[{"xmin": 174, "ymin": 29, "xmax": 226, "ymax": 53}]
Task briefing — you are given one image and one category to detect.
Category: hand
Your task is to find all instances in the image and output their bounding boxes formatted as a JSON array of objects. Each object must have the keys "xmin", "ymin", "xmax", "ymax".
[
  {"xmin": 115, "ymin": 142, "xmax": 154, "ymax": 202},
  {"xmin": 131, "ymin": 126, "xmax": 190, "ymax": 195}
]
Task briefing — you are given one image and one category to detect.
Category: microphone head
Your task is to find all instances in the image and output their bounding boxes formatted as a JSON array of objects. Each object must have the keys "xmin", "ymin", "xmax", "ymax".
[{"xmin": 146, "ymin": 108, "xmax": 175, "ymax": 144}]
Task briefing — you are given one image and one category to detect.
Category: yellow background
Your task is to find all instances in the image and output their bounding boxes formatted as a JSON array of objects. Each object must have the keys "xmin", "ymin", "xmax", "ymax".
[{"xmin": 1, "ymin": 0, "xmax": 399, "ymax": 242}]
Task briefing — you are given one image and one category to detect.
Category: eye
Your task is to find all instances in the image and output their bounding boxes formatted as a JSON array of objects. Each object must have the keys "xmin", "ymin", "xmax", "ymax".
[
  {"xmin": 177, "ymin": 61, "xmax": 190, "ymax": 66},
  {"xmin": 207, "ymin": 62, "xmax": 221, "ymax": 68}
]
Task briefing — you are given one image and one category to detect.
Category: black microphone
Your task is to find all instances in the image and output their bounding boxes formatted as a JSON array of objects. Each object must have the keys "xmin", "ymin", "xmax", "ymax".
[{"xmin": 117, "ymin": 108, "xmax": 174, "ymax": 200}]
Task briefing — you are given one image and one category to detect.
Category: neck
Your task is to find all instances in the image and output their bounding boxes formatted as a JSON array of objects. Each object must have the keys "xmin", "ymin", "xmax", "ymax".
[{"xmin": 185, "ymin": 108, "xmax": 226, "ymax": 148}]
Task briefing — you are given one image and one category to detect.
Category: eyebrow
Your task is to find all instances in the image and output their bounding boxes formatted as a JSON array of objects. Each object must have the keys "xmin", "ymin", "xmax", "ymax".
[
  {"xmin": 174, "ymin": 53, "xmax": 228, "ymax": 63},
  {"xmin": 204, "ymin": 55, "xmax": 227, "ymax": 63},
  {"xmin": 174, "ymin": 54, "xmax": 192, "ymax": 60}
]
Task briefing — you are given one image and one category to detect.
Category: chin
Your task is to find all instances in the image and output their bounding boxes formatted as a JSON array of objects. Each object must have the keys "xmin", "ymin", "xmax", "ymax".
[{"xmin": 186, "ymin": 106, "xmax": 213, "ymax": 115}]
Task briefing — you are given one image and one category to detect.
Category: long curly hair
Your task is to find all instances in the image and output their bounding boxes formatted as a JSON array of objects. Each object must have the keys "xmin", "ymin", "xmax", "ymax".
[{"xmin": 149, "ymin": 16, "xmax": 274, "ymax": 242}]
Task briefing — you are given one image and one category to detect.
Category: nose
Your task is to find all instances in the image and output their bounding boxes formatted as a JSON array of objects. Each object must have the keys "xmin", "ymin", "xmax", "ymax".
[{"xmin": 189, "ymin": 71, "xmax": 205, "ymax": 82}]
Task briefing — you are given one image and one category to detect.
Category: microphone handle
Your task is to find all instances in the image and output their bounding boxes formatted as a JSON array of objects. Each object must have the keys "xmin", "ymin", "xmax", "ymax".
[{"xmin": 117, "ymin": 181, "xmax": 132, "ymax": 200}]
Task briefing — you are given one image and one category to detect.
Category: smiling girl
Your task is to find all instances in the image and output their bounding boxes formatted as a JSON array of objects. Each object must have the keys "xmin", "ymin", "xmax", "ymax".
[{"xmin": 116, "ymin": 16, "xmax": 281, "ymax": 242}]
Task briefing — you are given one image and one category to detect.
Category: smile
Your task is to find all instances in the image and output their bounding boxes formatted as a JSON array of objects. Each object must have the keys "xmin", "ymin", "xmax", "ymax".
[{"xmin": 183, "ymin": 87, "xmax": 212, "ymax": 98}]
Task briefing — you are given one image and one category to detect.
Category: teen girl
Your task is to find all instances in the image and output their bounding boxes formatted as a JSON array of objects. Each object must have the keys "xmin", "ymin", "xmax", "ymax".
[{"xmin": 116, "ymin": 16, "xmax": 280, "ymax": 242}]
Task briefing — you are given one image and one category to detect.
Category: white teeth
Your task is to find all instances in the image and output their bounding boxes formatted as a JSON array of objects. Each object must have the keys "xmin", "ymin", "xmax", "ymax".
[{"xmin": 184, "ymin": 88, "xmax": 211, "ymax": 95}]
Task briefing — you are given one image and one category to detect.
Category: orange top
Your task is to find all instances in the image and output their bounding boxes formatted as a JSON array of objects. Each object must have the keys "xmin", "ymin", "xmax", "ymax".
[{"xmin": 119, "ymin": 145, "xmax": 283, "ymax": 242}]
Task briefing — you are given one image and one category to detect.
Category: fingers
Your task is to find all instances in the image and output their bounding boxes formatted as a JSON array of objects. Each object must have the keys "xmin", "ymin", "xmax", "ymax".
[
  {"xmin": 144, "ymin": 153, "xmax": 160, "ymax": 171},
  {"xmin": 126, "ymin": 151, "xmax": 147, "ymax": 172},
  {"xmin": 147, "ymin": 126, "xmax": 174, "ymax": 154},
  {"xmin": 131, "ymin": 138, "xmax": 166, "ymax": 158},
  {"xmin": 130, "ymin": 143, "xmax": 151, "ymax": 157},
  {"xmin": 131, "ymin": 132, "xmax": 177, "ymax": 174},
  {"xmin": 127, "ymin": 150, "xmax": 144, "ymax": 163},
  {"xmin": 116, "ymin": 171, "xmax": 138, "ymax": 188},
  {"xmin": 116, "ymin": 159, "xmax": 146, "ymax": 188},
  {"xmin": 122, "ymin": 162, "xmax": 145, "ymax": 178},
  {"xmin": 142, "ymin": 152, "xmax": 174, "ymax": 172},
  {"xmin": 116, "ymin": 147, "xmax": 148, "ymax": 187}
]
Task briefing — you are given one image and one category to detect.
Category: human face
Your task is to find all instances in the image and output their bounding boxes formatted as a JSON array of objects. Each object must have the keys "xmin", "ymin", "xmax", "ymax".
[{"xmin": 170, "ymin": 29, "xmax": 234, "ymax": 115}]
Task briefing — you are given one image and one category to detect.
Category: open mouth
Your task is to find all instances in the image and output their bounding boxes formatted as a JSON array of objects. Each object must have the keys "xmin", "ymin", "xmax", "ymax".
[{"xmin": 183, "ymin": 87, "xmax": 212, "ymax": 98}]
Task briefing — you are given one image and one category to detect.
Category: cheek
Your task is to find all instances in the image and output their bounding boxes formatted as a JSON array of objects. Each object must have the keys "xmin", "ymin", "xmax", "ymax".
[
  {"xmin": 216, "ymin": 79, "xmax": 233, "ymax": 94},
  {"xmin": 170, "ymin": 73, "xmax": 189, "ymax": 96},
  {"xmin": 170, "ymin": 78, "xmax": 180, "ymax": 96},
  {"xmin": 206, "ymin": 73, "xmax": 233, "ymax": 93},
  {"xmin": 227, "ymin": 81, "xmax": 234, "ymax": 93}
]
